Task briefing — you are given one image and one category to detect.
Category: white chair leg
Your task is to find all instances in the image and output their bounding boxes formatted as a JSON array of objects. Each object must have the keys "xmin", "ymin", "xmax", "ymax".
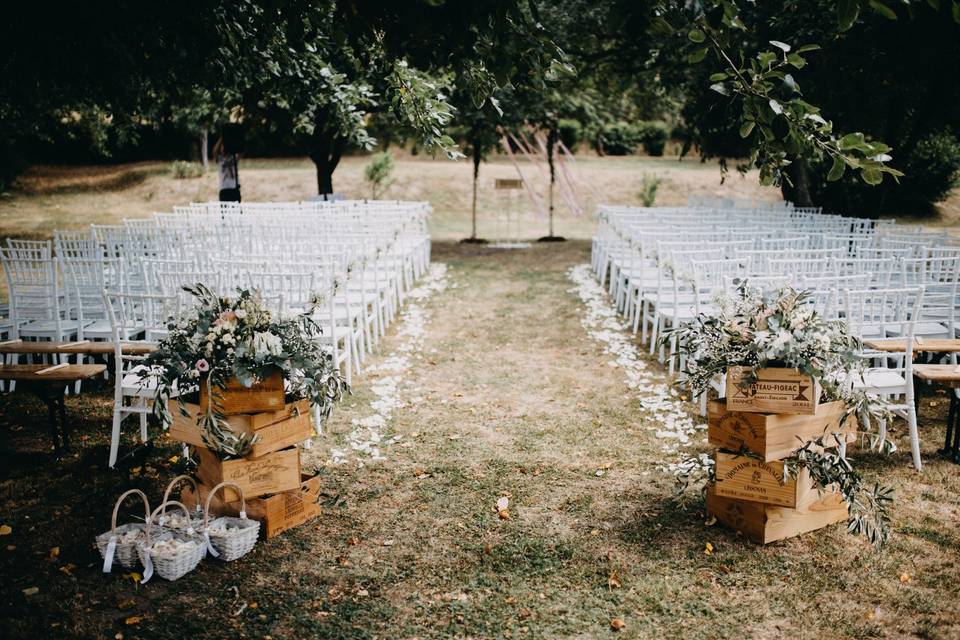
[
  {"xmin": 109, "ymin": 407, "xmax": 123, "ymax": 468},
  {"xmin": 139, "ymin": 402, "xmax": 149, "ymax": 443},
  {"xmin": 906, "ymin": 406, "xmax": 922, "ymax": 471}
]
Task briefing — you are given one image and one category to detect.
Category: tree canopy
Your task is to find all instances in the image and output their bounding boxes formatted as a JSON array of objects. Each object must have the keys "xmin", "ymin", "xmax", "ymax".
[{"xmin": 3, "ymin": 0, "xmax": 959, "ymax": 212}]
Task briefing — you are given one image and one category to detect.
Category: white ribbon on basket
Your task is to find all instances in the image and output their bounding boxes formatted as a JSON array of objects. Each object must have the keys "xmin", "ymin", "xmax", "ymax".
[
  {"xmin": 203, "ymin": 530, "xmax": 220, "ymax": 558},
  {"xmin": 101, "ymin": 536, "xmax": 117, "ymax": 573},
  {"xmin": 139, "ymin": 544, "xmax": 153, "ymax": 583}
]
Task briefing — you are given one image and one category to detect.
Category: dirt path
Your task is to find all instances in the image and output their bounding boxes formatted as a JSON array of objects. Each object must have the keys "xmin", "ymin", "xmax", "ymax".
[{"xmin": 2, "ymin": 241, "xmax": 959, "ymax": 639}]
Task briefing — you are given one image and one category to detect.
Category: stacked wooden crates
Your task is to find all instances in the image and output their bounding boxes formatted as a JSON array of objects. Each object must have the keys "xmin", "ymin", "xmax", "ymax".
[
  {"xmin": 170, "ymin": 373, "xmax": 321, "ymax": 538},
  {"xmin": 705, "ymin": 367, "xmax": 854, "ymax": 544}
]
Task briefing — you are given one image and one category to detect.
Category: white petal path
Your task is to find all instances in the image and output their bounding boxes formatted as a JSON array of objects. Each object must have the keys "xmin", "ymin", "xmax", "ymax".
[
  {"xmin": 567, "ymin": 264, "xmax": 706, "ymax": 469},
  {"xmin": 320, "ymin": 263, "xmax": 450, "ymax": 468}
]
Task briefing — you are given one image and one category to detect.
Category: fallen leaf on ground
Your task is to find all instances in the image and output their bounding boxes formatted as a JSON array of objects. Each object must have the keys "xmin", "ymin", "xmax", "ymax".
[
  {"xmin": 607, "ymin": 571, "xmax": 622, "ymax": 590},
  {"xmin": 48, "ymin": 547, "xmax": 60, "ymax": 560},
  {"xmin": 22, "ymin": 587, "xmax": 39, "ymax": 596},
  {"xmin": 124, "ymin": 616, "xmax": 143, "ymax": 625},
  {"xmin": 591, "ymin": 529, "xmax": 600, "ymax": 536},
  {"xmin": 0, "ymin": 525, "xmax": 12, "ymax": 536},
  {"xmin": 122, "ymin": 572, "xmax": 142, "ymax": 583},
  {"xmin": 704, "ymin": 542, "xmax": 714, "ymax": 556},
  {"xmin": 59, "ymin": 563, "xmax": 76, "ymax": 576},
  {"xmin": 382, "ymin": 539, "xmax": 395, "ymax": 546},
  {"xmin": 611, "ymin": 618, "xmax": 626, "ymax": 631},
  {"xmin": 704, "ymin": 516, "xmax": 717, "ymax": 527},
  {"xmin": 117, "ymin": 598, "xmax": 136, "ymax": 611},
  {"xmin": 899, "ymin": 573, "xmax": 911, "ymax": 584}
]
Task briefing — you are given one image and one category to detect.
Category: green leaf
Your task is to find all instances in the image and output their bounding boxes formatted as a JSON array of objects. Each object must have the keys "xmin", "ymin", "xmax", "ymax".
[
  {"xmin": 827, "ymin": 156, "xmax": 846, "ymax": 181},
  {"xmin": 861, "ymin": 167, "xmax": 883, "ymax": 185},
  {"xmin": 927, "ymin": 0, "xmax": 940, "ymax": 10},
  {"xmin": 687, "ymin": 47, "xmax": 709, "ymax": 63},
  {"xmin": 787, "ymin": 53, "xmax": 806, "ymax": 69},
  {"xmin": 688, "ymin": 29, "xmax": 706, "ymax": 43},
  {"xmin": 838, "ymin": 0, "xmax": 860, "ymax": 30},
  {"xmin": 709, "ymin": 72, "xmax": 729, "ymax": 82},
  {"xmin": 954, "ymin": 1, "xmax": 960, "ymax": 23},
  {"xmin": 869, "ymin": 0, "xmax": 898, "ymax": 19},
  {"xmin": 739, "ymin": 121, "xmax": 756, "ymax": 138},
  {"xmin": 796, "ymin": 44, "xmax": 822, "ymax": 54},
  {"xmin": 769, "ymin": 40, "xmax": 791, "ymax": 52}
]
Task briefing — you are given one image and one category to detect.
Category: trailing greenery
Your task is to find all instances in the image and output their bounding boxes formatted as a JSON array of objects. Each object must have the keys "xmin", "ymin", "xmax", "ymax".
[
  {"xmin": 786, "ymin": 435, "xmax": 895, "ymax": 547},
  {"xmin": 664, "ymin": 281, "xmax": 897, "ymax": 545},
  {"xmin": 146, "ymin": 284, "xmax": 347, "ymax": 458}
]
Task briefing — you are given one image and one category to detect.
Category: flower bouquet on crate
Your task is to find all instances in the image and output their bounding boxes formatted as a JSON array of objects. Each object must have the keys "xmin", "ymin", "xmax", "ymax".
[
  {"xmin": 145, "ymin": 284, "xmax": 347, "ymax": 459},
  {"xmin": 665, "ymin": 281, "xmax": 895, "ymax": 546}
]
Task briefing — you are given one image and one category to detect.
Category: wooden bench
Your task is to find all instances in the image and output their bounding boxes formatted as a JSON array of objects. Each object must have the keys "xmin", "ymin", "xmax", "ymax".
[
  {"xmin": 0, "ymin": 364, "xmax": 107, "ymax": 455},
  {"xmin": 914, "ymin": 364, "xmax": 960, "ymax": 464},
  {"xmin": 0, "ymin": 339, "xmax": 156, "ymax": 356},
  {"xmin": 863, "ymin": 338, "xmax": 960, "ymax": 353}
]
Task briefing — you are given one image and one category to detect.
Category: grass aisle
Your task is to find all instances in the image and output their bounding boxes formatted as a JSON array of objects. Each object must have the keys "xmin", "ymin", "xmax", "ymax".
[{"xmin": 0, "ymin": 241, "xmax": 958, "ymax": 639}]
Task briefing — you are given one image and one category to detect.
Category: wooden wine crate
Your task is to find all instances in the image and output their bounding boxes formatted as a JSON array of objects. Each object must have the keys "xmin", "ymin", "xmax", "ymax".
[
  {"xmin": 707, "ymin": 400, "xmax": 855, "ymax": 461},
  {"xmin": 169, "ymin": 398, "xmax": 312, "ymax": 458},
  {"xmin": 726, "ymin": 367, "xmax": 821, "ymax": 415},
  {"xmin": 713, "ymin": 451, "xmax": 814, "ymax": 508},
  {"xmin": 198, "ymin": 370, "xmax": 285, "ymax": 415},
  {"xmin": 194, "ymin": 445, "xmax": 301, "ymax": 502},
  {"xmin": 181, "ymin": 474, "xmax": 322, "ymax": 539},
  {"xmin": 706, "ymin": 486, "xmax": 848, "ymax": 544}
]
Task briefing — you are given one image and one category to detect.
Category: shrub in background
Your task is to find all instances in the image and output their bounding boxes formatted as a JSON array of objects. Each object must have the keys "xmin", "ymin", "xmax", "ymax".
[
  {"xmin": 597, "ymin": 121, "xmax": 641, "ymax": 155},
  {"xmin": 171, "ymin": 160, "xmax": 204, "ymax": 179},
  {"xmin": 557, "ymin": 119, "xmax": 583, "ymax": 152},
  {"xmin": 639, "ymin": 173, "xmax": 662, "ymax": 206},
  {"xmin": 364, "ymin": 151, "xmax": 395, "ymax": 199},
  {"xmin": 638, "ymin": 121, "xmax": 670, "ymax": 157},
  {"xmin": 897, "ymin": 131, "xmax": 960, "ymax": 205}
]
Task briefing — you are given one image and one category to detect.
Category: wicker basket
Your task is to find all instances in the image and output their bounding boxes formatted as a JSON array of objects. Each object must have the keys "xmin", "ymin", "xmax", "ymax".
[
  {"xmin": 154, "ymin": 475, "xmax": 204, "ymax": 532},
  {"xmin": 203, "ymin": 481, "xmax": 260, "ymax": 562},
  {"xmin": 96, "ymin": 489, "xmax": 170, "ymax": 573},
  {"xmin": 137, "ymin": 501, "xmax": 205, "ymax": 582}
]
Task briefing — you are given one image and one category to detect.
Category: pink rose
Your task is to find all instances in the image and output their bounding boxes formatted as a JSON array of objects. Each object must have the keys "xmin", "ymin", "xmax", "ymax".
[{"xmin": 196, "ymin": 359, "xmax": 210, "ymax": 373}]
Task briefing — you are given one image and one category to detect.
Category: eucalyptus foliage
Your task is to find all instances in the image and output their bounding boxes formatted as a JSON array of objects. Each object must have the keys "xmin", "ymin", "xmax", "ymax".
[{"xmin": 145, "ymin": 284, "xmax": 347, "ymax": 459}]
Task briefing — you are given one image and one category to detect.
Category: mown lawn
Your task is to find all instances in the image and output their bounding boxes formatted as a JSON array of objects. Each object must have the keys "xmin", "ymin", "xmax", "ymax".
[{"xmin": 1, "ymin": 241, "xmax": 958, "ymax": 639}]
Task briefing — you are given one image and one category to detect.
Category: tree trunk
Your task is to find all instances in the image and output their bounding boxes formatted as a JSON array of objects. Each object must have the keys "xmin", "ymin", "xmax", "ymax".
[
  {"xmin": 310, "ymin": 135, "xmax": 344, "ymax": 198},
  {"xmin": 547, "ymin": 125, "xmax": 557, "ymax": 237},
  {"xmin": 201, "ymin": 129, "xmax": 209, "ymax": 172},
  {"xmin": 471, "ymin": 143, "xmax": 481, "ymax": 239},
  {"xmin": 782, "ymin": 157, "xmax": 814, "ymax": 208}
]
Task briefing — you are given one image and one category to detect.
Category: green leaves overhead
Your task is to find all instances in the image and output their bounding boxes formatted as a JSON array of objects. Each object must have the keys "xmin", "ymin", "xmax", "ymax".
[{"xmin": 685, "ymin": 0, "xmax": 903, "ymax": 188}]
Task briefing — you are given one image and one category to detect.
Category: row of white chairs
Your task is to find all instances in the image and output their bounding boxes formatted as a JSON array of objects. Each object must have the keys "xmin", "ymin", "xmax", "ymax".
[
  {"xmin": 592, "ymin": 199, "xmax": 960, "ymax": 470},
  {"xmin": 1, "ymin": 200, "xmax": 433, "ymax": 467}
]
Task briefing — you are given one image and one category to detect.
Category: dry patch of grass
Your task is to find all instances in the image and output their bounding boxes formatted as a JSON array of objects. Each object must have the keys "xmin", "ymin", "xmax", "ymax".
[
  {"xmin": 1, "ymin": 241, "xmax": 958, "ymax": 639},
  {"xmin": 0, "ymin": 155, "xmax": 786, "ymax": 242}
]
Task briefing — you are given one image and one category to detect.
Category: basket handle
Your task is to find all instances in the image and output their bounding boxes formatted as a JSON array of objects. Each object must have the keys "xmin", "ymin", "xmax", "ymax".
[
  {"xmin": 161, "ymin": 474, "xmax": 201, "ymax": 517},
  {"xmin": 110, "ymin": 489, "xmax": 150, "ymax": 536},
  {"xmin": 145, "ymin": 500, "xmax": 194, "ymax": 545},
  {"xmin": 203, "ymin": 481, "xmax": 247, "ymax": 528}
]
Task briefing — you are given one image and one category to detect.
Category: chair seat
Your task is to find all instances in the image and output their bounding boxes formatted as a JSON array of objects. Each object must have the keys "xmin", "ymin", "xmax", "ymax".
[
  {"xmin": 854, "ymin": 368, "xmax": 907, "ymax": 391},
  {"xmin": 80, "ymin": 320, "xmax": 142, "ymax": 340},
  {"xmin": 19, "ymin": 319, "xmax": 90, "ymax": 338}
]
